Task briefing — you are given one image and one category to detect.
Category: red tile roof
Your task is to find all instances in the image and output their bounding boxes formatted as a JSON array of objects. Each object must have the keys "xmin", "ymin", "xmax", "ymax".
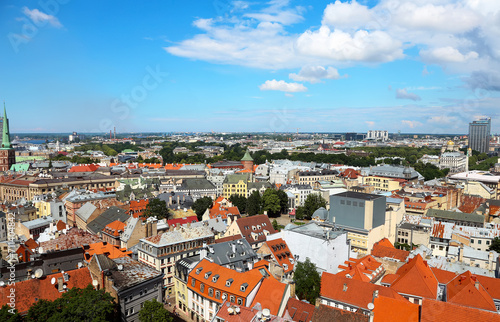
[
  {"xmin": 476, "ymin": 274, "xmax": 500, "ymax": 300},
  {"xmin": 0, "ymin": 267, "xmax": 93, "ymax": 314},
  {"xmin": 458, "ymin": 195, "xmax": 485, "ymax": 213},
  {"xmin": 430, "ymin": 267, "xmax": 457, "ymax": 284},
  {"xmin": 39, "ymin": 228, "xmax": 102, "ymax": 252},
  {"xmin": 209, "ymin": 205, "xmax": 240, "ymax": 220},
  {"xmin": 167, "ymin": 216, "xmax": 198, "ymax": 227},
  {"xmin": 388, "ymin": 255, "xmax": 438, "ymax": 299},
  {"xmin": 24, "ymin": 238, "xmax": 39, "ymax": 250},
  {"xmin": 320, "ymin": 273, "xmax": 405, "ymax": 310},
  {"xmin": 103, "ymin": 220, "xmax": 125, "ymax": 237},
  {"xmin": 420, "ymin": 298, "xmax": 500, "ymax": 322},
  {"xmin": 235, "ymin": 214, "xmax": 276, "ymax": 246},
  {"xmin": 83, "ymin": 242, "xmax": 131, "ymax": 262},
  {"xmin": 446, "ymin": 272, "xmax": 496, "ymax": 312},
  {"xmin": 311, "ymin": 304, "xmax": 369, "ymax": 322},
  {"xmin": 215, "ymin": 234, "xmax": 243, "ymax": 244},
  {"xmin": 373, "ymin": 295, "xmax": 419, "ymax": 322},
  {"xmin": 284, "ymin": 298, "xmax": 315, "ymax": 322},
  {"xmin": 264, "ymin": 238, "xmax": 294, "ymax": 274},
  {"xmin": 371, "ymin": 238, "xmax": 409, "ymax": 262},
  {"xmin": 337, "ymin": 255, "xmax": 384, "ymax": 283}
]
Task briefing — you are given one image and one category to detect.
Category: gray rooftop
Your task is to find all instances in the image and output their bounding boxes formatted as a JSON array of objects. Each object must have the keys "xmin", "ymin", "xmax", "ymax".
[
  {"xmin": 75, "ymin": 202, "xmax": 97, "ymax": 222},
  {"xmin": 426, "ymin": 208, "xmax": 484, "ymax": 224},
  {"xmin": 179, "ymin": 178, "xmax": 216, "ymax": 191},
  {"xmin": 110, "ymin": 256, "xmax": 162, "ymax": 291},
  {"xmin": 201, "ymin": 238, "xmax": 257, "ymax": 271},
  {"xmin": 87, "ymin": 206, "xmax": 129, "ymax": 235},
  {"xmin": 23, "ymin": 216, "xmax": 54, "ymax": 230},
  {"xmin": 142, "ymin": 225, "xmax": 214, "ymax": 247}
]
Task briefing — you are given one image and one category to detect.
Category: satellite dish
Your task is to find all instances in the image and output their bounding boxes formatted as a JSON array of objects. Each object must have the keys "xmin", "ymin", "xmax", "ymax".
[
  {"xmin": 35, "ymin": 268, "xmax": 43, "ymax": 278},
  {"xmin": 367, "ymin": 303, "xmax": 375, "ymax": 310},
  {"xmin": 77, "ymin": 262, "xmax": 83, "ymax": 268},
  {"xmin": 227, "ymin": 308, "xmax": 234, "ymax": 314},
  {"xmin": 51, "ymin": 277, "xmax": 56, "ymax": 285},
  {"xmin": 92, "ymin": 280, "xmax": 98, "ymax": 287},
  {"xmin": 0, "ymin": 281, "xmax": 5, "ymax": 287},
  {"xmin": 31, "ymin": 274, "xmax": 36, "ymax": 279},
  {"xmin": 235, "ymin": 307, "xmax": 240, "ymax": 313}
]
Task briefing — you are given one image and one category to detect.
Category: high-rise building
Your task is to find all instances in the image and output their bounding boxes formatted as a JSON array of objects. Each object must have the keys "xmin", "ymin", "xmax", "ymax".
[
  {"xmin": 0, "ymin": 103, "xmax": 15, "ymax": 172},
  {"xmin": 469, "ymin": 118, "xmax": 491, "ymax": 153}
]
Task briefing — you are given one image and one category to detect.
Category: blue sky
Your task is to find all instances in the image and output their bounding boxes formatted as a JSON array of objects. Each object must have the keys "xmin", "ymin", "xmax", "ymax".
[{"xmin": 2, "ymin": 0, "xmax": 500, "ymax": 134}]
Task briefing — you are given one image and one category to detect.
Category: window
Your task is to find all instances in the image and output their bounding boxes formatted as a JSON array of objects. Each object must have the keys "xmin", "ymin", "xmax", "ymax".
[
  {"xmin": 215, "ymin": 291, "xmax": 220, "ymax": 299},
  {"xmin": 208, "ymin": 288, "xmax": 214, "ymax": 297},
  {"xmin": 471, "ymin": 239, "xmax": 474, "ymax": 243},
  {"xmin": 359, "ymin": 202, "xmax": 364, "ymax": 207},
  {"xmin": 200, "ymin": 284, "xmax": 205, "ymax": 293},
  {"xmin": 340, "ymin": 200, "xmax": 345, "ymax": 205},
  {"xmin": 478, "ymin": 240, "xmax": 482, "ymax": 245},
  {"xmin": 191, "ymin": 279, "xmax": 196, "ymax": 287},
  {"xmin": 230, "ymin": 295, "xmax": 235, "ymax": 303},
  {"xmin": 237, "ymin": 298, "xmax": 243, "ymax": 305},
  {"xmin": 353, "ymin": 201, "xmax": 358, "ymax": 206}
]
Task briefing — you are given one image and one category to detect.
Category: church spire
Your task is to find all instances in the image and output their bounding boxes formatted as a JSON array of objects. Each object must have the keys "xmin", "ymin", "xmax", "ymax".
[{"xmin": 1, "ymin": 102, "xmax": 11, "ymax": 150}]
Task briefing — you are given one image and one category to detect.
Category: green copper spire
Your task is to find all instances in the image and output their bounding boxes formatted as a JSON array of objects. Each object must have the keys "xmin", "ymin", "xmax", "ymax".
[
  {"xmin": 1, "ymin": 102, "xmax": 11, "ymax": 150},
  {"xmin": 241, "ymin": 150, "xmax": 253, "ymax": 161}
]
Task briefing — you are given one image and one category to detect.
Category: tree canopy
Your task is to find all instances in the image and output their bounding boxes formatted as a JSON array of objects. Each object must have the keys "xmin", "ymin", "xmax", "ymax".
[
  {"xmin": 262, "ymin": 189, "xmax": 281, "ymax": 217},
  {"xmin": 293, "ymin": 258, "xmax": 321, "ymax": 304},
  {"xmin": 229, "ymin": 195, "xmax": 247, "ymax": 214},
  {"xmin": 192, "ymin": 197, "xmax": 213, "ymax": 221},
  {"xmin": 246, "ymin": 191, "xmax": 262, "ymax": 216},
  {"xmin": 296, "ymin": 194, "xmax": 327, "ymax": 220},
  {"xmin": 143, "ymin": 198, "xmax": 171, "ymax": 220},
  {"xmin": 489, "ymin": 237, "xmax": 500, "ymax": 253},
  {"xmin": 139, "ymin": 299, "xmax": 173, "ymax": 322},
  {"xmin": 26, "ymin": 285, "xmax": 116, "ymax": 322}
]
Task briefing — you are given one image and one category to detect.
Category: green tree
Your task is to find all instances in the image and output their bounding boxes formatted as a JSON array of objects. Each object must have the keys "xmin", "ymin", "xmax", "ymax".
[
  {"xmin": 0, "ymin": 305, "xmax": 23, "ymax": 322},
  {"xmin": 272, "ymin": 219, "xmax": 279, "ymax": 231},
  {"xmin": 293, "ymin": 258, "xmax": 321, "ymax": 304},
  {"xmin": 26, "ymin": 285, "xmax": 116, "ymax": 322},
  {"xmin": 143, "ymin": 198, "xmax": 171, "ymax": 220},
  {"xmin": 192, "ymin": 196, "xmax": 213, "ymax": 221},
  {"xmin": 489, "ymin": 237, "xmax": 500, "ymax": 252},
  {"xmin": 246, "ymin": 191, "xmax": 262, "ymax": 216},
  {"xmin": 302, "ymin": 194, "xmax": 327, "ymax": 220},
  {"xmin": 277, "ymin": 189, "xmax": 289, "ymax": 214},
  {"xmin": 139, "ymin": 299, "xmax": 173, "ymax": 322},
  {"xmin": 262, "ymin": 189, "xmax": 281, "ymax": 217},
  {"xmin": 136, "ymin": 155, "xmax": 144, "ymax": 163},
  {"xmin": 229, "ymin": 195, "xmax": 247, "ymax": 214}
]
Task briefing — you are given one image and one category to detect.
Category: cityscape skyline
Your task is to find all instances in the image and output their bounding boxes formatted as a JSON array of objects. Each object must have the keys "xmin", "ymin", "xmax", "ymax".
[{"xmin": 2, "ymin": 0, "xmax": 500, "ymax": 134}]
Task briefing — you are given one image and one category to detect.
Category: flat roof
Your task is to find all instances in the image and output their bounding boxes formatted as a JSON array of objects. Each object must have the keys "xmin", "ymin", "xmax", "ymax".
[{"xmin": 333, "ymin": 191, "xmax": 385, "ymax": 201}]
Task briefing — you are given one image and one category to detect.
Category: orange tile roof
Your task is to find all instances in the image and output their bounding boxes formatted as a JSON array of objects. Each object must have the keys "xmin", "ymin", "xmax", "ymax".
[
  {"xmin": 320, "ymin": 273, "xmax": 405, "ymax": 310},
  {"xmin": 215, "ymin": 234, "xmax": 244, "ymax": 244},
  {"xmin": 253, "ymin": 259, "xmax": 270, "ymax": 270},
  {"xmin": 446, "ymin": 272, "xmax": 496, "ymax": 312},
  {"xmin": 209, "ymin": 205, "xmax": 240, "ymax": 220},
  {"xmin": 458, "ymin": 195, "xmax": 485, "ymax": 213},
  {"xmin": 236, "ymin": 168, "xmax": 253, "ymax": 173},
  {"xmin": 430, "ymin": 267, "xmax": 457, "ymax": 284},
  {"xmin": 188, "ymin": 259, "xmax": 265, "ymax": 304},
  {"xmin": 371, "ymin": 238, "xmax": 409, "ymax": 262},
  {"xmin": 380, "ymin": 274, "xmax": 399, "ymax": 285},
  {"xmin": 68, "ymin": 164, "xmax": 100, "ymax": 172},
  {"xmin": 389, "ymin": 255, "xmax": 438, "ymax": 299},
  {"xmin": 164, "ymin": 163, "xmax": 185, "ymax": 170},
  {"xmin": 83, "ymin": 242, "xmax": 131, "ymax": 262},
  {"xmin": 250, "ymin": 275, "xmax": 288, "ymax": 316},
  {"xmin": 56, "ymin": 220, "xmax": 66, "ymax": 231},
  {"xmin": 0, "ymin": 267, "xmax": 93, "ymax": 314},
  {"xmin": 264, "ymin": 238, "xmax": 294, "ymax": 273},
  {"xmin": 337, "ymin": 255, "xmax": 384, "ymax": 283},
  {"xmin": 476, "ymin": 274, "xmax": 500, "ymax": 300},
  {"xmin": 24, "ymin": 238, "xmax": 39, "ymax": 251},
  {"xmin": 373, "ymin": 295, "xmax": 419, "ymax": 322},
  {"xmin": 103, "ymin": 220, "xmax": 126, "ymax": 237},
  {"xmin": 420, "ymin": 298, "xmax": 500, "ymax": 322},
  {"xmin": 235, "ymin": 214, "xmax": 276, "ymax": 245}
]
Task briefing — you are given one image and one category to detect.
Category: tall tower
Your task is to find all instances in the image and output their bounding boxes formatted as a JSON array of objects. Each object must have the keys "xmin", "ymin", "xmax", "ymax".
[
  {"xmin": 0, "ymin": 103, "xmax": 15, "ymax": 172},
  {"xmin": 241, "ymin": 150, "xmax": 254, "ymax": 172},
  {"xmin": 468, "ymin": 118, "xmax": 491, "ymax": 154}
]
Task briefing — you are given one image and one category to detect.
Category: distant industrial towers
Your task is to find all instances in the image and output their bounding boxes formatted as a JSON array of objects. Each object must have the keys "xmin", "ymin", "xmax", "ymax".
[{"xmin": 468, "ymin": 117, "xmax": 491, "ymax": 154}]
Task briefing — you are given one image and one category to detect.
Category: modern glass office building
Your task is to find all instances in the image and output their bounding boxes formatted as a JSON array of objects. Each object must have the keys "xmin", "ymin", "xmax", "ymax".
[{"xmin": 468, "ymin": 118, "xmax": 491, "ymax": 153}]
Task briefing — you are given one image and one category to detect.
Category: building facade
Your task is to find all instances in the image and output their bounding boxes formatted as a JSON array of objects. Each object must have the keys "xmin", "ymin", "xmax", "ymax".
[{"xmin": 469, "ymin": 118, "xmax": 491, "ymax": 153}]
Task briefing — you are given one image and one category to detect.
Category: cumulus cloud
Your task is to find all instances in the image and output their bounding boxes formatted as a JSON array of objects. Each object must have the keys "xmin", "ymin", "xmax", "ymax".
[
  {"xmin": 259, "ymin": 79, "xmax": 307, "ymax": 92},
  {"xmin": 428, "ymin": 115, "xmax": 457, "ymax": 124},
  {"xmin": 322, "ymin": 0, "xmax": 372, "ymax": 30},
  {"xmin": 396, "ymin": 88, "xmax": 421, "ymax": 101},
  {"xmin": 296, "ymin": 26, "xmax": 404, "ymax": 62},
  {"xmin": 22, "ymin": 7, "xmax": 62, "ymax": 27},
  {"xmin": 289, "ymin": 66, "xmax": 344, "ymax": 83},
  {"xmin": 421, "ymin": 46, "xmax": 478, "ymax": 63},
  {"xmin": 401, "ymin": 120, "xmax": 422, "ymax": 128}
]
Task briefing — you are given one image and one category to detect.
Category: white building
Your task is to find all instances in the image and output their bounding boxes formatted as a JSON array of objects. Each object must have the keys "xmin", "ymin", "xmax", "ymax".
[
  {"xmin": 439, "ymin": 152, "xmax": 467, "ymax": 173},
  {"xmin": 366, "ymin": 130, "xmax": 388, "ymax": 141}
]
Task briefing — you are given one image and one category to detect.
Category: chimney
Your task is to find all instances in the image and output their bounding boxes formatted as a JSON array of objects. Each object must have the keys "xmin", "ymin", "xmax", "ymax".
[
  {"xmin": 231, "ymin": 243, "xmax": 236, "ymax": 253},
  {"xmin": 475, "ymin": 280, "xmax": 480, "ymax": 290},
  {"xmin": 169, "ymin": 195, "xmax": 172, "ymax": 206},
  {"xmin": 458, "ymin": 245, "xmax": 464, "ymax": 262},
  {"xmin": 289, "ymin": 281, "xmax": 296, "ymax": 298},
  {"xmin": 343, "ymin": 283, "xmax": 347, "ymax": 292}
]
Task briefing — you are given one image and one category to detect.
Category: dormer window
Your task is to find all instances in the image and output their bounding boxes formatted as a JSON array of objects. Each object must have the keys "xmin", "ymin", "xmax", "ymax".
[
  {"xmin": 204, "ymin": 271, "xmax": 212, "ymax": 279},
  {"xmin": 240, "ymin": 283, "xmax": 248, "ymax": 292},
  {"xmin": 226, "ymin": 278, "xmax": 233, "ymax": 287},
  {"xmin": 196, "ymin": 267, "xmax": 203, "ymax": 275},
  {"xmin": 212, "ymin": 274, "xmax": 219, "ymax": 283}
]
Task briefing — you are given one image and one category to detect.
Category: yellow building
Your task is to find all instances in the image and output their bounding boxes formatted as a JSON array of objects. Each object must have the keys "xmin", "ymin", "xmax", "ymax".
[
  {"xmin": 222, "ymin": 174, "xmax": 249, "ymax": 198},
  {"xmin": 363, "ymin": 176, "xmax": 405, "ymax": 192}
]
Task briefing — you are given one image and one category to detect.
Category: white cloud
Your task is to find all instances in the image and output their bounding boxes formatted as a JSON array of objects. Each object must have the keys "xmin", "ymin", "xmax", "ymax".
[
  {"xmin": 401, "ymin": 120, "xmax": 422, "ymax": 128},
  {"xmin": 289, "ymin": 66, "xmax": 344, "ymax": 83},
  {"xmin": 296, "ymin": 26, "xmax": 404, "ymax": 63},
  {"xmin": 22, "ymin": 7, "xmax": 62, "ymax": 28},
  {"xmin": 428, "ymin": 115, "xmax": 457, "ymax": 124},
  {"xmin": 365, "ymin": 121, "xmax": 375, "ymax": 127},
  {"xmin": 421, "ymin": 46, "xmax": 478, "ymax": 63},
  {"xmin": 396, "ymin": 88, "xmax": 421, "ymax": 101},
  {"xmin": 322, "ymin": 0, "xmax": 372, "ymax": 30},
  {"xmin": 259, "ymin": 79, "xmax": 307, "ymax": 92}
]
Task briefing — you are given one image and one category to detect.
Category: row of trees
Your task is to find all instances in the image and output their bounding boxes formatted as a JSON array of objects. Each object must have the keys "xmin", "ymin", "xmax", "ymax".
[
  {"xmin": 228, "ymin": 189, "xmax": 289, "ymax": 217},
  {"xmin": 0, "ymin": 286, "xmax": 172, "ymax": 322}
]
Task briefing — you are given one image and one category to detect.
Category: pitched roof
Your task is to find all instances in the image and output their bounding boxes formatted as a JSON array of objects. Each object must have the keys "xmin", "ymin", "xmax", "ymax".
[
  {"xmin": 476, "ymin": 274, "xmax": 500, "ymax": 300},
  {"xmin": 167, "ymin": 216, "xmax": 198, "ymax": 227},
  {"xmin": 311, "ymin": 304, "xmax": 369, "ymax": 322},
  {"xmin": 264, "ymin": 238, "xmax": 294, "ymax": 274},
  {"xmin": 39, "ymin": 228, "xmax": 102, "ymax": 252},
  {"xmin": 86, "ymin": 206, "xmax": 129, "ymax": 235},
  {"xmin": 83, "ymin": 242, "xmax": 132, "ymax": 262},
  {"xmin": 209, "ymin": 206, "xmax": 241, "ymax": 220},
  {"xmin": 320, "ymin": 273, "xmax": 405, "ymax": 310},
  {"xmin": 389, "ymin": 255, "xmax": 438, "ymax": 299},
  {"xmin": 371, "ymin": 238, "xmax": 409, "ymax": 262},
  {"xmin": 420, "ymin": 298, "xmax": 500, "ymax": 322},
  {"xmin": 68, "ymin": 164, "xmax": 100, "ymax": 172},
  {"xmin": 103, "ymin": 220, "xmax": 126, "ymax": 237},
  {"xmin": 235, "ymin": 214, "xmax": 276, "ymax": 245},
  {"xmin": 430, "ymin": 267, "xmax": 457, "ymax": 284},
  {"xmin": 373, "ymin": 296, "xmax": 419, "ymax": 322},
  {"xmin": 446, "ymin": 272, "xmax": 496, "ymax": 312},
  {"xmin": 337, "ymin": 255, "xmax": 384, "ymax": 283},
  {"xmin": 0, "ymin": 267, "xmax": 93, "ymax": 314},
  {"xmin": 250, "ymin": 275, "xmax": 288, "ymax": 316},
  {"xmin": 284, "ymin": 298, "xmax": 315, "ymax": 322}
]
